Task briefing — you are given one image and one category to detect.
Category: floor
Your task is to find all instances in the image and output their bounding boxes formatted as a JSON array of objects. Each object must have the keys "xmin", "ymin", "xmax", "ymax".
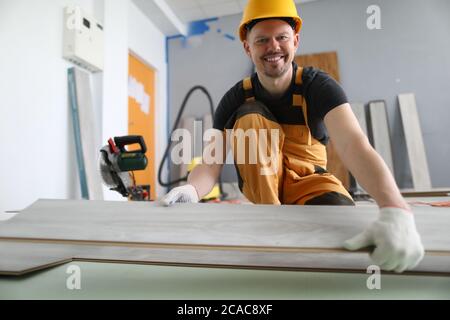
[{"xmin": 1, "ymin": 261, "xmax": 449, "ymax": 299}]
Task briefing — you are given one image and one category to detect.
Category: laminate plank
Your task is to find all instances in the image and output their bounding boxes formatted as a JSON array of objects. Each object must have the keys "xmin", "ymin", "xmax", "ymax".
[
  {"xmin": 0, "ymin": 199, "xmax": 448, "ymax": 252},
  {"xmin": 354, "ymin": 188, "xmax": 450, "ymax": 198},
  {"xmin": 0, "ymin": 241, "xmax": 75, "ymax": 275},
  {"xmin": 350, "ymin": 102, "xmax": 368, "ymax": 193},
  {"xmin": 74, "ymin": 68, "xmax": 104, "ymax": 200},
  {"xmin": 350, "ymin": 102, "xmax": 368, "ymax": 136},
  {"xmin": 369, "ymin": 101, "xmax": 395, "ymax": 174},
  {"xmin": 400, "ymin": 188, "xmax": 450, "ymax": 197},
  {"xmin": 1, "ymin": 240, "xmax": 449, "ymax": 276},
  {"xmin": 398, "ymin": 93, "xmax": 432, "ymax": 190}
]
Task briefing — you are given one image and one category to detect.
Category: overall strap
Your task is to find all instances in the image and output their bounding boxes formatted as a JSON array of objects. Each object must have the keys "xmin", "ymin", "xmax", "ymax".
[
  {"xmin": 243, "ymin": 77, "xmax": 255, "ymax": 102},
  {"xmin": 292, "ymin": 66, "xmax": 311, "ymax": 145}
]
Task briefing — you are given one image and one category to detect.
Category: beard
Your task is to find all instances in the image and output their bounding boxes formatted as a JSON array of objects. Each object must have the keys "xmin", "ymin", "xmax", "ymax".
[
  {"xmin": 263, "ymin": 61, "xmax": 290, "ymax": 78},
  {"xmin": 259, "ymin": 53, "xmax": 291, "ymax": 79}
]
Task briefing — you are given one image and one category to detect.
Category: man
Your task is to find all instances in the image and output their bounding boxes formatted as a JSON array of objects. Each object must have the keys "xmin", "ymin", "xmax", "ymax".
[{"xmin": 161, "ymin": 0, "xmax": 424, "ymax": 273}]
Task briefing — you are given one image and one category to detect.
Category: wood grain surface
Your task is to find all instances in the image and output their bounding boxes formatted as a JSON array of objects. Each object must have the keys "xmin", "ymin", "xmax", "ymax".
[
  {"xmin": 369, "ymin": 101, "xmax": 395, "ymax": 174},
  {"xmin": 398, "ymin": 93, "xmax": 432, "ymax": 190},
  {"xmin": 73, "ymin": 68, "xmax": 104, "ymax": 200},
  {"xmin": 1, "ymin": 240, "xmax": 449, "ymax": 276},
  {"xmin": 0, "ymin": 200, "xmax": 448, "ymax": 252}
]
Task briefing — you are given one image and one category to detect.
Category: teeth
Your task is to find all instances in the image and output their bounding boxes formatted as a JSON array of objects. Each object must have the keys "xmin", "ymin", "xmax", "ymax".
[{"xmin": 264, "ymin": 56, "xmax": 283, "ymax": 62}]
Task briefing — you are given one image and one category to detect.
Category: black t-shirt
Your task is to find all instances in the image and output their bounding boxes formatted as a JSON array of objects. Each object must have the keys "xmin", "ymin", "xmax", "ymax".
[{"xmin": 213, "ymin": 63, "xmax": 348, "ymax": 145}]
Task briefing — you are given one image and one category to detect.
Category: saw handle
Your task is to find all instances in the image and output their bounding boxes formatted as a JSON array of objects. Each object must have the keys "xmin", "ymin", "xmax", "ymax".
[{"xmin": 114, "ymin": 135, "xmax": 147, "ymax": 154}]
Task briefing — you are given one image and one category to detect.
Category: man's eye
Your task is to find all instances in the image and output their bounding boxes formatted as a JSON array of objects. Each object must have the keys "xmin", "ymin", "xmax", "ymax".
[
  {"xmin": 255, "ymin": 38, "xmax": 267, "ymax": 44},
  {"xmin": 278, "ymin": 35, "xmax": 289, "ymax": 41}
]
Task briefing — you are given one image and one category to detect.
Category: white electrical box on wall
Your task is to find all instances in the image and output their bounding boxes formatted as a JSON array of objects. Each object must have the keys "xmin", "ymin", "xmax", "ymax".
[{"xmin": 63, "ymin": 6, "xmax": 104, "ymax": 73}]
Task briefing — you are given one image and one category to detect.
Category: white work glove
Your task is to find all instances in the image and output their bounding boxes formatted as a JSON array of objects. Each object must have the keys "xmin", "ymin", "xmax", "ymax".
[
  {"xmin": 159, "ymin": 184, "xmax": 199, "ymax": 206},
  {"xmin": 344, "ymin": 207, "xmax": 425, "ymax": 273}
]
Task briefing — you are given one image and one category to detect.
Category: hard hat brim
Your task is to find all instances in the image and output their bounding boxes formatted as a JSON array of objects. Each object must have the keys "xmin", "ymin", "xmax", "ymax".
[{"xmin": 239, "ymin": 16, "xmax": 302, "ymax": 42}]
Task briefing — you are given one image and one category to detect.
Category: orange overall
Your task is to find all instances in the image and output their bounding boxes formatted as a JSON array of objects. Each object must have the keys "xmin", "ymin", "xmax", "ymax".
[{"xmin": 228, "ymin": 67, "xmax": 354, "ymax": 205}]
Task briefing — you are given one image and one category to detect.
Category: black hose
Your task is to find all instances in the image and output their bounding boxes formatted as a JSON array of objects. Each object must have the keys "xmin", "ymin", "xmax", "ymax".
[{"xmin": 158, "ymin": 86, "xmax": 225, "ymax": 198}]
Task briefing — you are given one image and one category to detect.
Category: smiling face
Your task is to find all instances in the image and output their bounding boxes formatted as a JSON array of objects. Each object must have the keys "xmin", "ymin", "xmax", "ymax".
[{"xmin": 243, "ymin": 19, "xmax": 299, "ymax": 79}]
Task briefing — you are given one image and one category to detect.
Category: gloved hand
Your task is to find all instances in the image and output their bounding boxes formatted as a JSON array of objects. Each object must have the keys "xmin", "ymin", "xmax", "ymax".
[
  {"xmin": 159, "ymin": 184, "xmax": 199, "ymax": 206},
  {"xmin": 344, "ymin": 207, "xmax": 425, "ymax": 273}
]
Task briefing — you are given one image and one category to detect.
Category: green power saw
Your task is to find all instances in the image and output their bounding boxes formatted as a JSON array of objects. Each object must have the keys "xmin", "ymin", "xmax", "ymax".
[{"xmin": 99, "ymin": 135, "xmax": 149, "ymax": 200}]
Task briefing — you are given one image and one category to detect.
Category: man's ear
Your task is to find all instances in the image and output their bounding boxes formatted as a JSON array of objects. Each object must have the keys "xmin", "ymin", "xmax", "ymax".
[
  {"xmin": 243, "ymin": 40, "xmax": 251, "ymax": 58},
  {"xmin": 294, "ymin": 33, "xmax": 300, "ymax": 50}
]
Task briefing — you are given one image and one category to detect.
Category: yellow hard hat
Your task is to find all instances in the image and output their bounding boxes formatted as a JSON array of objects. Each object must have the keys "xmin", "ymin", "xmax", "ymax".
[{"xmin": 238, "ymin": 0, "xmax": 303, "ymax": 42}]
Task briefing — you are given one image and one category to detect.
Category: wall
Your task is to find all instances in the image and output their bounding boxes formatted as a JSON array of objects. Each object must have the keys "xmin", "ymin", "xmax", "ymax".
[
  {"xmin": 167, "ymin": 0, "xmax": 450, "ymax": 188},
  {"xmin": 0, "ymin": 0, "xmax": 168, "ymax": 213},
  {"xmin": 101, "ymin": 0, "xmax": 129, "ymax": 201},
  {"xmin": 128, "ymin": 1, "xmax": 168, "ymax": 199},
  {"xmin": 0, "ymin": 0, "xmax": 98, "ymax": 214}
]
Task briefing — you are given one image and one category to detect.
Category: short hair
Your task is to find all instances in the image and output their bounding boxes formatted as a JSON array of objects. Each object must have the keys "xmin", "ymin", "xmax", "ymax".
[{"xmin": 245, "ymin": 17, "xmax": 297, "ymax": 34}]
